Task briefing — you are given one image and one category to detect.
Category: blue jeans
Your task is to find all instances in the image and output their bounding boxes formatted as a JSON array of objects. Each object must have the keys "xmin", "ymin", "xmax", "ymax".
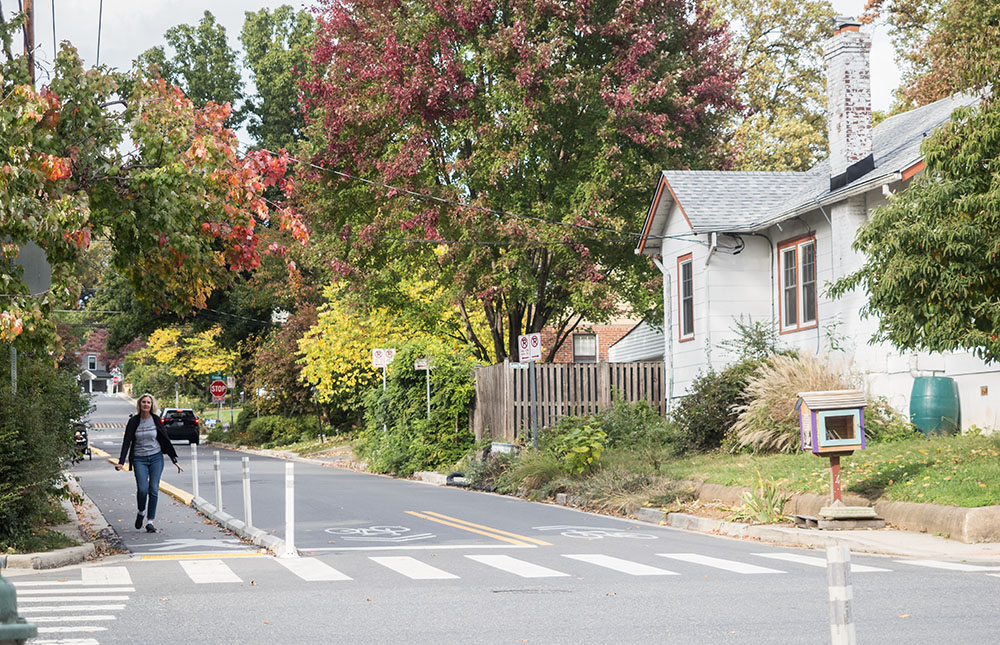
[{"xmin": 133, "ymin": 452, "xmax": 164, "ymax": 520}]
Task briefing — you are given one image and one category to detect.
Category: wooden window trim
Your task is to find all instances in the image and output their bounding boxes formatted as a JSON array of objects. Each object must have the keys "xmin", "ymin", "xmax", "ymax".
[
  {"xmin": 677, "ymin": 253, "xmax": 694, "ymax": 342},
  {"xmin": 777, "ymin": 234, "xmax": 818, "ymax": 335}
]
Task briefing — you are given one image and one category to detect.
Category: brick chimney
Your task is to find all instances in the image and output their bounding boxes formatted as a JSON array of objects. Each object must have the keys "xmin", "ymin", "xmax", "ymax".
[{"xmin": 824, "ymin": 17, "xmax": 873, "ymax": 191}]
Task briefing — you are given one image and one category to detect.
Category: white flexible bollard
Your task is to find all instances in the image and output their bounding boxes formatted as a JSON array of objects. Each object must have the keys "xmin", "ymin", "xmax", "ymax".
[
  {"xmin": 214, "ymin": 451, "xmax": 223, "ymax": 512},
  {"xmin": 826, "ymin": 545, "xmax": 856, "ymax": 644},
  {"xmin": 191, "ymin": 444, "xmax": 199, "ymax": 500},
  {"xmin": 242, "ymin": 457, "xmax": 252, "ymax": 528},
  {"xmin": 283, "ymin": 462, "xmax": 297, "ymax": 557}
]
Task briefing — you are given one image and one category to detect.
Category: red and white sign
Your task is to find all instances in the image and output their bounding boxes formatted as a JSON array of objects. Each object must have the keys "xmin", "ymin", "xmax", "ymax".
[
  {"xmin": 372, "ymin": 348, "xmax": 397, "ymax": 369},
  {"xmin": 210, "ymin": 380, "xmax": 227, "ymax": 402},
  {"xmin": 518, "ymin": 333, "xmax": 541, "ymax": 362}
]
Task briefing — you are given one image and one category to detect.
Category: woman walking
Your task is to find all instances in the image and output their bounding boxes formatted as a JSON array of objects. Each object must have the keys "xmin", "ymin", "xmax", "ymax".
[{"xmin": 116, "ymin": 393, "xmax": 183, "ymax": 532}]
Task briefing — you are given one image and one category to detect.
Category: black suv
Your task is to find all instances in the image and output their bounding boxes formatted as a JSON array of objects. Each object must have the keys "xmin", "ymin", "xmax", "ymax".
[{"xmin": 160, "ymin": 408, "xmax": 200, "ymax": 444}]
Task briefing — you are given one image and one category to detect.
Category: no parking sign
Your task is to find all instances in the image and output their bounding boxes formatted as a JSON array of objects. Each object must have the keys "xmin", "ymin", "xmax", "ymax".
[{"xmin": 518, "ymin": 333, "xmax": 541, "ymax": 362}]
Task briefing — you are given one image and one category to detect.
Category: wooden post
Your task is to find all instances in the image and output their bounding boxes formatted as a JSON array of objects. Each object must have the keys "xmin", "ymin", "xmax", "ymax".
[
  {"xmin": 830, "ymin": 455, "xmax": 843, "ymax": 503},
  {"xmin": 23, "ymin": 0, "xmax": 35, "ymax": 84}
]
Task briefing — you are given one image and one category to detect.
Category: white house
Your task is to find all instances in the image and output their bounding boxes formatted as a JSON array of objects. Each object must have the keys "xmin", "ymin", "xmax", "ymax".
[{"xmin": 614, "ymin": 17, "xmax": 998, "ymax": 431}]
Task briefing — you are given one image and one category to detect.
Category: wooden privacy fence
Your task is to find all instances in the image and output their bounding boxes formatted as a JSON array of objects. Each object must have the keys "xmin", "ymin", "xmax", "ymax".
[{"xmin": 471, "ymin": 361, "xmax": 665, "ymax": 442}]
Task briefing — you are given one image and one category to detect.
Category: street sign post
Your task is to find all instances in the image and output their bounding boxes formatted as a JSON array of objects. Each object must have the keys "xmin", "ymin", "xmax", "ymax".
[
  {"xmin": 414, "ymin": 358, "xmax": 432, "ymax": 418},
  {"xmin": 210, "ymin": 378, "xmax": 227, "ymax": 403},
  {"xmin": 517, "ymin": 333, "xmax": 542, "ymax": 450},
  {"xmin": 372, "ymin": 348, "xmax": 396, "ymax": 430}
]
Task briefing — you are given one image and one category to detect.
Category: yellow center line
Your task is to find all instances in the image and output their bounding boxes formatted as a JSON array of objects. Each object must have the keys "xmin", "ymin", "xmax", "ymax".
[
  {"xmin": 419, "ymin": 510, "xmax": 551, "ymax": 546},
  {"xmin": 405, "ymin": 511, "xmax": 534, "ymax": 546},
  {"xmin": 406, "ymin": 511, "xmax": 549, "ymax": 547}
]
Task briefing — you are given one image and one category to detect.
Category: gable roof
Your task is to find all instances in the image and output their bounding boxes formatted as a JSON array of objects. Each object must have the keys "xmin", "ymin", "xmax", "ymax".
[{"xmin": 637, "ymin": 92, "xmax": 980, "ymax": 255}]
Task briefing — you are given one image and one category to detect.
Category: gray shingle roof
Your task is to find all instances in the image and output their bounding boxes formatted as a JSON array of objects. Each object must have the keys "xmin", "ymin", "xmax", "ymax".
[{"xmin": 639, "ymin": 92, "xmax": 981, "ymax": 248}]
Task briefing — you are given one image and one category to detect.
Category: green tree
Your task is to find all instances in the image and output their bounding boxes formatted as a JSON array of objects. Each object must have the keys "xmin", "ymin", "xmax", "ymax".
[
  {"xmin": 300, "ymin": 0, "xmax": 740, "ymax": 363},
  {"xmin": 713, "ymin": 0, "xmax": 835, "ymax": 170},
  {"xmin": 862, "ymin": 0, "xmax": 1000, "ymax": 108},
  {"xmin": 240, "ymin": 6, "xmax": 316, "ymax": 151},
  {"xmin": 137, "ymin": 10, "xmax": 244, "ymax": 126},
  {"xmin": 829, "ymin": 95, "xmax": 1000, "ymax": 363}
]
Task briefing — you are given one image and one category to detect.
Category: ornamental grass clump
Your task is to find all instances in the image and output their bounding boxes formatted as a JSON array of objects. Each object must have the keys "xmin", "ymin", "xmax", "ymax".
[{"xmin": 729, "ymin": 352, "xmax": 850, "ymax": 453}]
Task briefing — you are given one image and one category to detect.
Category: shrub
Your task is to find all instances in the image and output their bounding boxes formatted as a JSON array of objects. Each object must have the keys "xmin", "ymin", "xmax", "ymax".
[
  {"xmin": 496, "ymin": 450, "xmax": 564, "ymax": 496},
  {"xmin": 0, "ymin": 355, "xmax": 90, "ymax": 544},
  {"xmin": 550, "ymin": 425, "xmax": 607, "ymax": 474},
  {"xmin": 356, "ymin": 340, "xmax": 481, "ymax": 476},
  {"xmin": 598, "ymin": 398, "xmax": 672, "ymax": 450},
  {"xmin": 671, "ymin": 358, "xmax": 762, "ymax": 453},
  {"xmin": 729, "ymin": 353, "xmax": 850, "ymax": 453},
  {"xmin": 246, "ymin": 415, "xmax": 287, "ymax": 446},
  {"xmin": 865, "ymin": 397, "xmax": 918, "ymax": 443},
  {"xmin": 727, "ymin": 471, "xmax": 789, "ymax": 524},
  {"xmin": 207, "ymin": 428, "xmax": 227, "ymax": 443}
]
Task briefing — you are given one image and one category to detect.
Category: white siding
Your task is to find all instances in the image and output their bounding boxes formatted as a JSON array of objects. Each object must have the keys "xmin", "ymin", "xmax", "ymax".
[{"xmin": 608, "ymin": 322, "xmax": 664, "ymax": 362}]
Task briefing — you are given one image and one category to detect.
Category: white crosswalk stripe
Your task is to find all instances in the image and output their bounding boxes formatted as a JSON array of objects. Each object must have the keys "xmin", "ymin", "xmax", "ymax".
[
  {"xmin": 37, "ymin": 627, "xmax": 108, "ymax": 634},
  {"xmin": 370, "ymin": 556, "xmax": 459, "ymax": 579},
  {"xmin": 276, "ymin": 556, "xmax": 352, "ymax": 581},
  {"xmin": 16, "ymin": 587, "xmax": 134, "ymax": 596},
  {"xmin": 466, "ymin": 555, "xmax": 569, "ymax": 578},
  {"xmin": 562, "ymin": 554, "xmax": 680, "ymax": 576},
  {"xmin": 81, "ymin": 566, "xmax": 132, "ymax": 585},
  {"xmin": 658, "ymin": 553, "xmax": 785, "ymax": 574},
  {"xmin": 31, "ymin": 639, "xmax": 101, "ymax": 645},
  {"xmin": 31, "ymin": 616, "xmax": 117, "ymax": 623},
  {"xmin": 753, "ymin": 552, "xmax": 890, "ymax": 572},
  {"xmin": 18, "ymin": 605, "xmax": 125, "ymax": 613},
  {"xmin": 896, "ymin": 559, "xmax": 1000, "ymax": 572},
  {"xmin": 18, "ymin": 596, "xmax": 131, "ymax": 602},
  {"xmin": 179, "ymin": 559, "xmax": 243, "ymax": 584}
]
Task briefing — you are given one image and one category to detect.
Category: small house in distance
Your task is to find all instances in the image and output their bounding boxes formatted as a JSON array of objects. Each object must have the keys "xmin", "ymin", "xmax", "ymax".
[{"xmin": 796, "ymin": 390, "xmax": 867, "ymax": 455}]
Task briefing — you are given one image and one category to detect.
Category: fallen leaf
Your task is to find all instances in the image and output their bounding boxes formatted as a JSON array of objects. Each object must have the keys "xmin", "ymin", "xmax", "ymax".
[
  {"xmin": 263, "ymin": 621, "xmax": 269, "ymax": 625},
  {"xmin": 251, "ymin": 580, "xmax": 256, "ymax": 586},
  {"xmin": 366, "ymin": 598, "xmax": 372, "ymax": 602},
  {"xmin": 606, "ymin": 592, "xmax": 617, "ymax": 596},
  {"xmin": 899, "ymin": 614, "xmax": 910, "ymax": 619}
]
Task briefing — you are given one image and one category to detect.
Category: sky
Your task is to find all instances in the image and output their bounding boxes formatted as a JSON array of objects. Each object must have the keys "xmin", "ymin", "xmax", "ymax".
[{"xmin": 12, "ymin": 0, "xmax": 900, "ymax": 110}]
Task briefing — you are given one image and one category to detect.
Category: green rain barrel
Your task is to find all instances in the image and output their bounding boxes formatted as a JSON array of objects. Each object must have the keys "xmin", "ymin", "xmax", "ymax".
[{"xmin": 909, "ymin": 376, "xmax": 961, "ymax": 436}]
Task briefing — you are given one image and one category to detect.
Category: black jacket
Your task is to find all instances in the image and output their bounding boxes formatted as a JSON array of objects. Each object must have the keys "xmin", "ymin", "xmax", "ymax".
[{"xmin": 118, "ymin": 414, "xmax": 179, "ymax": 467}]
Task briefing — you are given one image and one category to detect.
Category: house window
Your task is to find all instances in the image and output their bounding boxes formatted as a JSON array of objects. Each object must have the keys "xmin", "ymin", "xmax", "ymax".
[
  {"xmin": 88, "ymin": 354, "xmax": 97, "ymax": 370},
  {"xmin": 573, "ymin": 334, "xmax": 597, "ymax": 363},
  {"xmin": 678, "ymin": 254, "xmax": 694, "ymax": 341},
  {"xmin": 779, "ymin": 235, "xmax": 818, "ymax": 332}
]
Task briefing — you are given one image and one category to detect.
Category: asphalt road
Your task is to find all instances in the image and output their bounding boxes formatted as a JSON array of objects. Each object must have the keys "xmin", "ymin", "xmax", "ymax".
[{"xmin": 22, "ymin": 393, "xmax": 1000, "ymax": 644}]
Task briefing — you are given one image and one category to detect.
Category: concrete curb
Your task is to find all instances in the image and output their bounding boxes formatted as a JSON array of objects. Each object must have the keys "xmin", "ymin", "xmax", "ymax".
[
  {"xmin": 668, "ymin": 479, "xmax": 1000, "ymax": 544},
  {"xmin": 190, "ymin": 496, "xmax": 288, "ymax": 556}
]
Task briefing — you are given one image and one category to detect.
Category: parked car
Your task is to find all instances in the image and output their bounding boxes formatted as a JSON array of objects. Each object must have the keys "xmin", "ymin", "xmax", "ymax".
[{"xmin": 160, "ymin": 408, "xmax": 200, "ymax": 444}]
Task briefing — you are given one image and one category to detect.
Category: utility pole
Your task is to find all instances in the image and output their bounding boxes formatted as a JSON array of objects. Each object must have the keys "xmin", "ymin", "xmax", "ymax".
[{"xmin": 23, "ymin": 0, "xmax": 35, "ymax": 84}]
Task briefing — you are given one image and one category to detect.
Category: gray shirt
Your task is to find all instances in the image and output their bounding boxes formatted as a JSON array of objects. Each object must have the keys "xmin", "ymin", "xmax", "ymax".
[{"xmin": 133, "ymin": 416, "xmax": 161, "ymax": 458}]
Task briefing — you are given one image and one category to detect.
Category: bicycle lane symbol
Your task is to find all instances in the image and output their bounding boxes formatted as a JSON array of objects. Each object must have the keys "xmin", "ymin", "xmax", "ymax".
[
  {"xmin": 324, "ymin": 526, "xmax": 435, "ymax": 543},
  {"xmin": 532, "ymin": 525, "xmax": 659, "ymax": 540}
]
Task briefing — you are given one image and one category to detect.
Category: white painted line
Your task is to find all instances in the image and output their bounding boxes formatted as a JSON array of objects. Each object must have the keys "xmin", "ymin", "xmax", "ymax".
[
  {"xmin": 657, "ymin": 553, "xmax": 785, "ymax": 574},
  {"xmin": 17, "ymin": 587, "xmax": 134, "ymax": 595},
  {"xmin": 31, "ymin": 616, "xmax": 117, "ymax": 623},
  {"xmin": 370, "ymin": 556, "xmax": 459, "ymax": 580},
  {"xmin": 466, "ymin": 555, "xmax": 569, "ymax": 578},
  {"xmin": 18, "ymin": 606, "xmax": 125, "ymax": 613},
  {"xmin": 13, "ymin": 580, "xmax": 89, "ymax": 587},
  {"xmin": 37, "ymin": 627, "xmax": 108, "ymax": 634},
  {"xmin": 562, "ymin": 554, "xmax": 680, "ymax": 576},
  {"xmin": 81, "ymin": 567, "xmax": 132, "ymax": 586},
  {"xmin": 307, "ymin": 544, "xmax": 536, "ymax": 552},
  {"xmin": 754, "ymin": 552, "xmax": 890, "ymax": 572},
  {"xmin": 179, "ymin": 560, "xmax": 242, "ymax": 584},
  {"xmin": 275, "ymin": 557, "xmax": 352, "ymax": 581},
  {"xmin": 896, "ymin": 559, "xmax": 998, "ymax": 572},
  {"xmin": 987, "ymin": 573, "xmax": 1000, "ymax": 578},
  {"xmin": 31, "ymin": 639, "xmax": 100, "ymax": 645},
  {"xmin": 18, "ymin": 596, "xmax": 131, "ymax": 602}
]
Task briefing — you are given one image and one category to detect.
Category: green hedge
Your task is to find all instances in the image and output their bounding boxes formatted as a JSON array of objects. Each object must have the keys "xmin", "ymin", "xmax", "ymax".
[
  {"xmin": 0, "ymin": 355, "xmax": 90, "ymax": 543},
  {"xmin": 357, "ymin": 340, "xmax": 481, "ymax": 476}
]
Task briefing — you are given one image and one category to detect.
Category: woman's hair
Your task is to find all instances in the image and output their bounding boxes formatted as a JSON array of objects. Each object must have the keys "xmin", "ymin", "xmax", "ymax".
[{"xmin": 136, "ymin": 393, "xmax": 159, "ymax": 416}]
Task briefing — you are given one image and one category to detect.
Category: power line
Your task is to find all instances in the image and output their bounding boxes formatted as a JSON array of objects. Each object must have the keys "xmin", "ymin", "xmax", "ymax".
[{"xmin": 95, "ymin": 0, "xmax": 102, "ymax": 65}]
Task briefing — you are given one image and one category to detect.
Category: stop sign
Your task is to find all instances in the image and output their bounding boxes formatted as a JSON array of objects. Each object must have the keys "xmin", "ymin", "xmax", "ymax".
[{"xmin": 210, "ymin": 380, "xmax": 227, "ymax": 399}]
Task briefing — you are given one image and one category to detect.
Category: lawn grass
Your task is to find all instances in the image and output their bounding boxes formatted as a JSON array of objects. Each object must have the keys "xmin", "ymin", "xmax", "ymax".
[{"xmin": 655, "ymin": 433, "xmax": 1000, "ymax": 507}]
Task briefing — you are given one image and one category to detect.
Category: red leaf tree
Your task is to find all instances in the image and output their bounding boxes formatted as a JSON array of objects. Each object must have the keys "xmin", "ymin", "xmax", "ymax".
[{"xmin": 299, "ymin": 0, "xmax": 739, "ymax": 361}]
